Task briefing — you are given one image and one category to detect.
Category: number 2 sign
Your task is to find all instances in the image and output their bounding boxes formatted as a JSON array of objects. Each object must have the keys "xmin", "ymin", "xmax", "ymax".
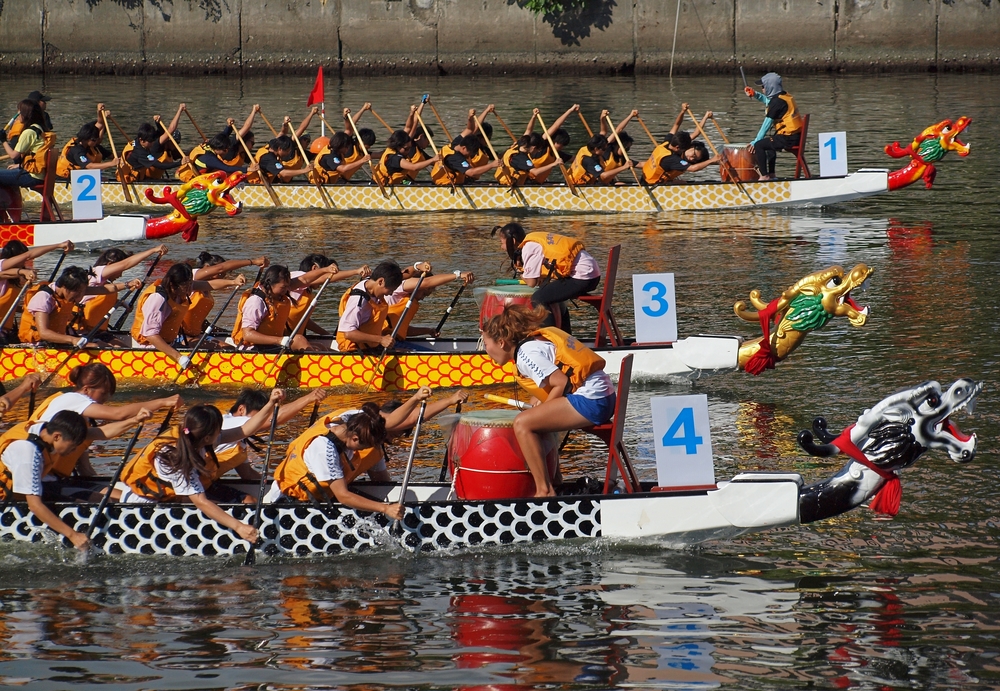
[
  {"xmin": 71, "ymin": 169, "xmax": 103, "ymax": 220},
  {"xmin": 818, "ymin": 131, "xmax": 848, "ymax": 178},
  {"xmin": 632, "ymin": 273, "xmax": 677, "ymax": 344},
  {"xmin": 650, "ymin": 394, "xmax": 715, "ymax": 488}
]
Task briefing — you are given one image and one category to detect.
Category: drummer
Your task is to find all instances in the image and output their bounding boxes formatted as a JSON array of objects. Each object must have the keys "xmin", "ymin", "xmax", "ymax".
[
  {"xmin": 745, "ymin": 72, "xmax": 803, "ymax": 181},
  {"xmin": 385, "ymin": 262, "xmax": 475, "ymax": 340},
  {"xmin": 492, "ymin": 222, "xmax": 600, "ymax": 334},
  {"xmin": 481, "ymin": 304, "xmax": 615, "ymax": 498}
]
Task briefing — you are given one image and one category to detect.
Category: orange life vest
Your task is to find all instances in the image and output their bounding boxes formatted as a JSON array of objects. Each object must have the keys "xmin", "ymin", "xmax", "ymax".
[
  {"xmin": 494, "ymin": 146, "xmax": 529, "ymax": 187},
  {"xmin": 308, "ymin": 145, "xmax": 343, "ymax": 185},
  {"xmin": 20, "ymin": 125, "xmax": 56, "ymax": 177},
  {"xmin": 273, "ymin": 410, "xmax": 385, "ymax": 501},
  {"xmin": 530, "ymin": 149, "xmax": 556, "ymax": 183},
  {"xmin": 641, "ymin": 143, "xmax": 685, "ymax": 185},
  {"xmin": 567, "ymin": 146, "xmax": 600, "ymax": 186},
  {"xmin": 336, "ymin": 284, "xmax": 389, "ymax": 352},
  {"xmin": 130, "ymin": 281, "xmax": 190, "ymax": 346},
  {"xmin": 515, "ymin": 327, "xmax": 606, "ymax": 400},
  {"xmin": 18, "ymin": 284, "xmax": 83, "ymax": 344},
  {"xmin": 405, "ymin": 146, "xmax": 428, "ymax": 181},
  {"xmin": 430, "ymin": 145, "xmax": 467, "ymax": 186},
  {"xmin": 5, "ymin": 119, "xmax": 25, "ymax": 140},
  {"xmin": 177, "ymin": 143, "xmax": 208, "ymax": 182},
  {"xmin": 384, "ymin": 297, "xmax": 420, "ymax": 340},
  {"xmin": 0, "ymin": 279, "xmax": 26, "ymax": 332},
  {"xmin": 0, "ymin": 425, "xmax": 51, "ymax": 500},
  {"xmin": 231, "ymin": 288, "xmax": 291, "ymax": 346},
  {"xmin": 772, "ymin": 93, "xmax": 803, "ymax": 135},
  {"xmin": 519, "ymin": 231, "xmax": 585, "ymax": 280},
  {"xmin": 120, "ymin": 427, "xmax": 217, "ymax": 501},
  {"xmin": 56, "ymin": 138, "xmax": 104, "ymax": 179},
  {"xmin": 116, "ymin": 141, "xmax": 169, "ymax": 183},
  {"xmin": 373, "ymin": 147, "xmax": 409, "ymax": 186},
  {"xmin": 340, "ymin": 145, "xmax": 363, "ymax": 180},
  {"xmin": 80, "ymin": 277, "xmax": 119, "ymax": 331},
  {"xmin": 466, "ymin": 148, "xmax": 489, "ymax": 179},
  {"xmin": 213, "ymin": 442, "xmax": 248, "ymax": 484},
  {"xmin": 246, "ymin": 146, "xmax": 274, "ymax": 184},
  {"xmin": 182, "ymin": 290, "xmax": 214, "ymax": 337}
]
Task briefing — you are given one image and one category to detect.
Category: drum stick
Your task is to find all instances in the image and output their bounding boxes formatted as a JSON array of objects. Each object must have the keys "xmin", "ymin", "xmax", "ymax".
[
  {"xmin": 684, "ymin": 106, "xmax": 758, "ymax": 207},
  {"xmin": 484, "ymin": 393, "xmax": 530, "ymax": 410},
  {"xmin": 740, "ymin": 66, "xmax": 749, "ymax": 89},
  {"xmin": 710, "ymin": 115, "xmax": 730, "ymax": 145},
  {"xmin": 635, "ymin": 115, "xmax": 659, "ymax": 148}
]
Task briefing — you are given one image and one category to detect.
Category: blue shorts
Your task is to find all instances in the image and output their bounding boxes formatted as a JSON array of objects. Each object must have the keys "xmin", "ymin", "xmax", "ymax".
[{"xmin": 566, "ymin": 392, "xmax": 616, "ymax": 426}]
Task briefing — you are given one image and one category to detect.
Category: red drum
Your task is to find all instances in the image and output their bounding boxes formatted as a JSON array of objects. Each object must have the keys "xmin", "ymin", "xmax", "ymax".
[
  {"xmin": 448, "ymin": 410, "xmax": 559, "ymax": 500},
  {"xmin": 475, "ymin": 285, "xmax": 536, "ymax": 329},
  {"xmin": 720, "ymin": 143, "xmax": 756, "ymax": 182}
]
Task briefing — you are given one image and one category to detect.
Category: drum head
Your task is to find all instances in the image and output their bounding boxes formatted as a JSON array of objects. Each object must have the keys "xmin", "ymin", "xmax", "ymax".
[
  {"xmin": 474, "ymin": 284, "xmax": 536, "ymax": 306},
  {"xmin": 459, "ymin": 409, "xmax": 520, "ymax": 427}
]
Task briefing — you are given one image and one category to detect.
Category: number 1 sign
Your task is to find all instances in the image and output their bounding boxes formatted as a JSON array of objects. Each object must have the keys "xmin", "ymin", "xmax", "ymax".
[
  {"xmin": 71, "ymin": 169, "xmax": 103, "ymax": 220},
  {"xmin": 818, "ymin": 131, "xmax": 848, "ymax": 178},
  {"xmin": 650, "ymin": 394, "xmax": 715, "ymax": 488}
]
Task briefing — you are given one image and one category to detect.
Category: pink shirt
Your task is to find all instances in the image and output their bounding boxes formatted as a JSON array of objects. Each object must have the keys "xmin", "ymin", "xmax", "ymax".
[
  {"xmin": 337, "ymin": 279, "xmax": 371, "ymax": 334},
  {"xmin": 521, "ymin": 242, "xmax": 600, "ymax": 281},
  {"xmin": 289, "ymin": 270, "xmax": 307, "ymax": 302},
  {"xmin": 241, "ymin": 294, "xmax": 268, "ymax": 332},
  {"xmin": 139, "ymin": 291, "xmax": 168, "ymax": 337},
  {"xmin": 80, "ymin": 264, "xmax": 106, "ymax": 305},
  {"xmin": 385, "ymin": 283, "xmax": 408, "ymax": 307},
  {"xmin": 0, "ymin": 258, "xmax": 9, "ymax": 299},
  {"xmin": 26, "ymin": 289, "xmax": 56, "ymax": 316}
]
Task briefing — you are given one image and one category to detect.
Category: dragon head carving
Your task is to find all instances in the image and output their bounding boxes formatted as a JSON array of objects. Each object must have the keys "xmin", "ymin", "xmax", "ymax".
[
  {"xmin": 734, "ymin": 263, "xmax": 873, "ymax": 375},
  {"xmin": 885, "ymin": 117, "xmax": 971, "ymax": 190},
  {"xmin": 798, "ymin": 379, "xmax": 982, "ymax": 522},
  {"xmin": 144, "ymin": 170, "xmax": 246, "ymax": 241}
]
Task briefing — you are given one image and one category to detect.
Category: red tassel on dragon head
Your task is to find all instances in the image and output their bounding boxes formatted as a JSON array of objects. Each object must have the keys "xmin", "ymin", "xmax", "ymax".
[{"xmin": 144, "ymin": 170, "xmax": 246, "ymax": 242}]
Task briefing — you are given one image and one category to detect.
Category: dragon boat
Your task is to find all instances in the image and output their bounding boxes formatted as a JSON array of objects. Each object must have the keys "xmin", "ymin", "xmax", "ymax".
[
  {"xmin": 0, "ymin": 379, "xmax": 980, "ymax": 557},
  {"xmin": 15, "ymin": 118, "xmax": 969, "ymax": 214},
  {"xmin": 0, "ymin": 263, "xmax": 874, "ymax": 390}
]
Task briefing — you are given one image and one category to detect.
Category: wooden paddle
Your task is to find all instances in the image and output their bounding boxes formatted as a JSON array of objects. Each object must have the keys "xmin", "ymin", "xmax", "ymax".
[
  {"xmin": 471, "ymin": 116, "xmax": 519, "ymax": 198},
  {"xmin": 415, "ymin": 111, "xmax": 458, "ymax": 195},
  {"xmin": 263, "ymin": 275, "xmax": 333, "ymax": 388},
  {"xmin": 710, "ymin": 115, "xmax": 730, "ymax": 145},
  {"xmin": 243, "ymin": 403, "xmax": 281, "ymax": 566},
  {"xmin": 534, "ymin": 112, "xmax": 578, "ymax": 195},
  {"xmin": 684, "ymin": 106, "xmax": 758, "ymax": 207},
  {"xmin": 425, "ymin": 97, "xmax": 454, "ymax": 142},
  {"xmin": 368, "ymin": 107, "xmax": 395, "ymax": 135},
  {"xmin": 257, "ymin": 110, "xmax": 280, "ymax": 138},
  {"xmin": 184, "ymin": 107, "xmax": 208, "ymax": 143},
  {"xmin": 392, "ymin": 399, "xmax": 427, "ymax": 535},
  {"xmin": 635, "ymin": 114, "xmax": 659, "ymax": 148},
  {"xmin": 288, "ymin": 124, "xmax": 332, "ymax": 209},
  {"xmin": 604, "ymin": 113, "xmax": 659, "ymax": 211},
  {"xmin": 578, "ymin": 111, "xmax": 594, "ymax": 137},
  {"xmin": 345, "ymin": 109, "xmax": 390, "ymax": 200},
  {"xmin": 155, "ymin": 116, "xmax": 194, "ymax": 180},
  {"xmin": 111, "ymin": 250, "xmax": 164, "ymax": 330},
  {"xmin": 365, "ymin": 272, "xmax": 426, "ymax": 392},
  {"xmin": 491, "ymin": 110, "xmax": 517, "ymax": 142},
  {"xmin": 0, "ymin": 278, "xmax": 33, "ymax": 344},
  {"xmin": 233, "ymin": 128, "xmax": 281, "ymax": 207},
  {"xmin": 99, "ymin": 108, "xmax": 133, "ymax": 203}
]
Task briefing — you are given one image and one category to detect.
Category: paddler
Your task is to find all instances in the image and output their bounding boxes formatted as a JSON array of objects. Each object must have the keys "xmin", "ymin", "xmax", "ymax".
[
  {"xmin": 494, "ymin": 134, "xmax": 561, "ymax": 187},
  {"xmin": 565, "ymin": 135, "xmax": 633, "ymax": 186},
  {"xmin": 640, "ymin": 104, "xmax": 718, "ymax": 185},
  {"xmin": 119, "ymin": 389, "xmax": 286, "ymax": 546},
  {"xmin": 0, "ymin": 100, "xmax": 56, "ymax": 189},
  {"xmin": 79, "ymin": 244, "xmax": 168, "ymax": 333},
  {"xmin": 0, "ymin": 239, "xmax": 74, "ymax": 340},
  {"xmin": 182, "ymin": 253, "xmax": 268, "ymax": 341},
  {"xmin": 206, "ymin": 387, "xmax": 329, "ymax": 504},
  {"xmin": 55, "ymin": 104, "xmax": 118, "ymax": 179},
  {"xmin": 247, "ymin": 134, "xmax": 313, "ymax": 184},
  {"xmin": 335, "ymin": 260, "xmax": 404, "ymax": 352},
  {"xmin": 430, "ymin": 134, "xmax": 498, "ymax": 186},
  {"xmin": 230, "ymin": 263, "xmax": 355, "ymax": 352},
  {"xmin": 745, "ymin": 72, "xmax": 803, "ymax": 181},
  {"xmin": 131, "ymin": 263, "xmax": 245, "ymax": 369},
  {"xmin": 262, "ymin": 387, "xmax": 438, "ymax": 513},
  {"xmin": 20, "ymin": 266, "xmax": 139, "ymax": 347},
  {"xmin": 404, "ymin": 103, "xmax": 434, "ymax": 180},
  {"xmin": 374, "ymin": 131, "xmax": 439, "ymax": 186},
  {"xmin": 182, "ymin": 110, "xmax": 262, "ymax": 181},
  {"xmin": 288, "ymin": 255, "xmax": 370, "ymax": 340},
  {"xmin": 20, "ymin": 362, "xmax": 179, "ymax": 490},
  {"xmin": 309, "ymin": 131, "xmax": 372, "ymax": 185},
  {"xmin": 384, "ymin": 262, "xmax": 475, "ymax": 340},
  {"xmin": 481, "ymin": 304, "xmax": 615, "ymax": 498},
  {"xmin": 0, "ymin": 408, "xmax": 151, "ymax": 552},
  {"xmin": 492, "ymin": 222, "xmax": 600, "ymax": 333},
  {"xmin": 119, "ymin": 117, "xmax": 190, "ymax": 184},
  {"xmin": 0, "ymin": 374, "xmax": 40, "ymax": 419},
  {"xmin": 522, "ymin": 105, "xmax": 580, "ymax": 183}
]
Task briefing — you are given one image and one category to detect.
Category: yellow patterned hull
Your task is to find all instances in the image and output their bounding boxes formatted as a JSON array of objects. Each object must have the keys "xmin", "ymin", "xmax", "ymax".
[{"xmin": 1, "ymin": 346, "xmax": 514, "ymax": 391}]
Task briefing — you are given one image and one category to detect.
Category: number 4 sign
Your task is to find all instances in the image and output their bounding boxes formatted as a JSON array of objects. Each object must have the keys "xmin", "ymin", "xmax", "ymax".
[
  {"xmin": 650, "ymin": 394, "xmax": 715, "ymax": 488},
  {"xmin": 818, "ymin": 131, "xmax": 848, "ymax": 178}
]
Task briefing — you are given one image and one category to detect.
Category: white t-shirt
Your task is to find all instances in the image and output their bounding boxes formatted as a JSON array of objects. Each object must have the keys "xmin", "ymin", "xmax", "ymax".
[
  {"xmin": 521, "ymin": 242, "xmax": 600, "ymax": 281},
  {"xmin": 38, "ymin": 391, "xmax": 95, "ymax": 421},
  {"xmin": 516, "ymin": 340, "xmax": 612, "ymax": 399},
  {"xmin": 1, "ymin": 423, "xmax": 46, "ymax": 496},
  {"xmin": 215, "ymin": 414, "xmax": 249, "ymax": 457}
]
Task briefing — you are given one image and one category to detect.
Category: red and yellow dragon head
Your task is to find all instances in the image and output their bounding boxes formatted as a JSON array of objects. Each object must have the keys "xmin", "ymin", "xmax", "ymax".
[
  {"xmin": 144, "ymin": 170, "xmax": 246, "ymax": 241},
  {"xmin": 885, "ymin": 117, "xmax": 971, "ymax": 190}
]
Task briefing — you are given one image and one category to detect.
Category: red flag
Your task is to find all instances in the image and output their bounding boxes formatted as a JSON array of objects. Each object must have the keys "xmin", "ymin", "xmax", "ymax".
[{"xmin": 307, "ymin": 66, "xmax": 324, "ymax": 107}]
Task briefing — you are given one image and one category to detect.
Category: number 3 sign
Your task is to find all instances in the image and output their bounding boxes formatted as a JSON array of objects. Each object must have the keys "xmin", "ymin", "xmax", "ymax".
[
  {"xmin": 650, "ymin": 394, "xmax": 715, "ymax": 488},
  {"xmin": 632, "ymin": 273, "xmax": 677, "ymax": 344}
]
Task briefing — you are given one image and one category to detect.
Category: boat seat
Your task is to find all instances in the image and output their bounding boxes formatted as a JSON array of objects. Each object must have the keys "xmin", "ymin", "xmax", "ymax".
[
  {"xmin": 786, "ymin": 113, "xmax": 812, "ymax": 179},
  {"xmin": 577, "ymin": 244, "xmax": 625, "ymax": 348},
  {"xmin": 30, "ymin": 150, "xmax": 63, "ymax": 222},
  {"xmin": 582, "ymin": 354, "xmax": 640, "ymax": 494}
]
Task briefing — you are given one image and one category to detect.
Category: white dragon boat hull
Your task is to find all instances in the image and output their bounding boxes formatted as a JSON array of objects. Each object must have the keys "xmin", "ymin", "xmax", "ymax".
[{"xmin": 0, "ymin": 215, "xmax": 149, "ymax": 246}]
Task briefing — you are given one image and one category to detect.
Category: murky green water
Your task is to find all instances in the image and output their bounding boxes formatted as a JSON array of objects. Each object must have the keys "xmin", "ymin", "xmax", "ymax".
[{"xmin": 0, "ymin": 73, "xmax": 998, "ymax": 690}]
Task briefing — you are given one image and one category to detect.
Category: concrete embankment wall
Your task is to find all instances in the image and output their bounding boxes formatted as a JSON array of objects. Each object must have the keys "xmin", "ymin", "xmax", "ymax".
[{"xmin": 1, "ymin": 0, "xmax": 998, "ymax": 75}]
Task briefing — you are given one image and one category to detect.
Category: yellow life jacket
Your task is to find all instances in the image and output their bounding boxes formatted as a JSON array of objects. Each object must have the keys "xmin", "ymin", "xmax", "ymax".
[
  {"xmin": 274, "ymin": 410, "xmax": 384, "ymax": 501},
  {"xmin": 18, "ymin": 284, "xmax": 83, "ymax": 344},
  {"xmin": 384, "ymin": 297, "xmax": 420, "ymax": 340},
  {"xmin": 308, "ymin": 144, "xmax": 342, "ymax": 185},
  {"xmin": 246, "ymin": 146, "xmax": 274, "ymax": 184},
  {"xmin": 213, "ymin": 443, "xmax": 248, "ymax": 484},
  {"xmin": 515, "ymin": 327, "xmax": 607, "ymax": 400},
  {"xmin": 567, "ymin": 146, "xmax": 599, "ymax": 186},
  {"xmin": 641, "ymin": 143, "xmax": 685, "ymax": 185},
  {"xmin": 0, "ymin": 279, "xmax": 26, "ymax": 332},
  {"xmin": 6, "ymin": 119, "xmax": 25, "ymax": 140},
  {"xmin": 20, "ymin": 125, "xmax": 56, "ymax": 177},
  {"xmin": 130, "ymin": 281, "xmax": 190, "ymax": 346},
  {"xmin": 56, "ymin": 138, "xmax": 104, "ymax": 179},
  {"xmin": 336, "ymin": 284, "xmax": 389, "ymax": 352},
  {"xmin": 405, "ymin": 146, "xmax": 428, "ymax": 181},
  {"xmin": 373, "ymin": 147, "xmax": 409, "ymax": 186},
  {"xmin": 530, "ymin": 149, "xmax": 556, "ymax": 183},
  {"xmin": 773, "ymin": 93, "xmax": 803, "ymax": 136},
  {"xmin": 116, "ymin": 141, "xmax": 169, "ymax": 183},
  {"xmin": 430, "ymin": 145, "xmax": 467, "ymax": 186},
  {"xmin": 0, "ymin": 425, "xmax": 51, "ymax": 500},
  {"xmin": 182, "ymin": 290, "xmax": 214, "ymax": 337},
  {"xmin": 494, "ymin": 146, "xmax": 529, "ymax": 187},
  {"xmin": 340, "ymin": 145, "xmax": 363, "ymax": 181},
  {"xmin": 80, "ymin": 272, "xmax": 118, "ymax": 331},
  {"xmin": 519, "ymin": 231, "xmax": 585, "ymax": 280},
  {"xmin": 120, "ymin": 427, "xmax": 218, "ymax": 501},
  {"xmin": 286, "ymin": 289, "xmax": 314, "ymax": 334},
  {"xmin": 23, "ymin": 392, "xmax": 93, "ymax": 478},
  {"xmin": 467, "ymin": 148, "xmax": 489, "ymax": 179},
  {"xmin": 231, "ymin": 287, "xmax": 291, "ymax": 346},
  {"xmin": 177, "ymin": 143, "xmax": 208, "ymax": 182}
]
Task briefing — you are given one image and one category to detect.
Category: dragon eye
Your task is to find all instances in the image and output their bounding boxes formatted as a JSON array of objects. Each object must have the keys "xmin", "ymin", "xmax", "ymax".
[{"xmin": 928, "ymin": 395, "xmax": 940, "ymax": 406}]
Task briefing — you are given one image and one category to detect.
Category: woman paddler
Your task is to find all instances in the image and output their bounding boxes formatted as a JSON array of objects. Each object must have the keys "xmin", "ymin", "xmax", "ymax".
[
  {"xmin": 0, "ymin": 408, "xmax": 152, "ymax": 552},
  {"xmin": 262, "ymin": 387, "xmax": 434, "ymax": 516},
  {"xmin": 481, "ymin": 304, "xmax": 615, "ymax": 498},
  {"xmin": 131, "ymin": 263, "xmax": 245, "ymax": 369},
  {"xmin": 230, "ymin": 263, "xmax": 360, "ymax": 352},
  {"xmin": 119, "ymin": 389, "xmax": 285, "ymax": 545},
  {"xmin": 21, "ymin": 362, "xmax": 179, "ymax": 488},
  {"xmin": 384, "ymin": 262, "xmax": 475, "ymax": 340},
  {"xmin": 79, "ymin": 244, "xmax": 167, "ymax": 334},
  {"xmin": 182, "ymin": 252, "xmax": 268, "ymax": 341},
  {"xmin": 0, "ymin": 239, "xmax": 73, "ymax": 339},
  {"xmin": 288, "ymin": 255, "xmax": 371, "ymax": 341},
  {"xmin": 492, "ymin": 222, "xmax": 600, "ymax": 334},
  {"xmin": 640, "ymin": 104, "xmax": 717, "ymax": 186},
  {"xmin": 565, "ymin": 135, "xmax": 633, "ymax": 187}
]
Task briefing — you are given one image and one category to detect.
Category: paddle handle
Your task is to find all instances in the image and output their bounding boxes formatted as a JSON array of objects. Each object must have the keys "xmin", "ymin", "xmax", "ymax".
[
  {"xmin": 603, "ymin": 113, "xmax": 642, "ymax": 187},
  {"xmin": 234, "ymin": 128, "xmax": 281, "ymax": 207},
  {"xmin": 345, "ymin": 110, "xmax": 389, "ymax": 198},
  {"xmin": 85, "ymin": 416, "xmax": 153, "ymax": 540},
  {"xmin": 433, "ymin": 283, "xmax": 466, "ymax": 335},
  {"xmin": 366, "ymin": 272, "xmax": 426, "ymax": 391},
  {"xmin": 112, "ymin": 252, "xmax": 163, "ymax": 331},
  {"xmin": 438, "ymin": 400, "xmax": 462, "ymax": 482},
  {"xmin": 684, "ymin": 106, "xmax": 757, "ymax": 207},
  {"xmin": 426, "ymin": 99, "xmax": 453, "ymax": 142},
  {"xmin": 394, "ymin": 400, "xmax": 427, "ymax": 532},
  {"xmin": 368, "ymin": 107, "xmax": 395, "ymax": 134},
  {"xmin": 258, "ymin": 109, "xmax": 280, "ymax": 138},
  {"xmin": 264, "ymin": 275, "xmax": 332, "ymax": 387},
  {"xmin": 46, "ymin": 248, "xmax": 68, "ymax": 285},
  {"xmin": 534, "ymin": 112, "xmax": 577, "ymax": 194},
  {"xmin": 244, "ymin": 403, "xmax": 281, "ymax": 566},
  {"xmin": 635, "ymin": 114, "xmax": 659, "ymax": 148}
]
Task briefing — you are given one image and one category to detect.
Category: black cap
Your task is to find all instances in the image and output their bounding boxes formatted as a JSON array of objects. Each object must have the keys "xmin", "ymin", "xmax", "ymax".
[{"xmin": 27, "ymin": 90, "xmax": 51, "ymax": 102}]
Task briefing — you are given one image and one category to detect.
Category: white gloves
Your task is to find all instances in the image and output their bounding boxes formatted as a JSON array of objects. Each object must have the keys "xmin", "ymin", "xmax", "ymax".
[
  {"xmin": 75, "ymin": 337, "xmax": 88, "ymax": 348},
  {"xmin": 178, "ymin": 355, "xmax": 192, "ymax": 370},
  {"xmin": 280, "ymin": 336, "xmax": 291, "ymax": 347}
]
